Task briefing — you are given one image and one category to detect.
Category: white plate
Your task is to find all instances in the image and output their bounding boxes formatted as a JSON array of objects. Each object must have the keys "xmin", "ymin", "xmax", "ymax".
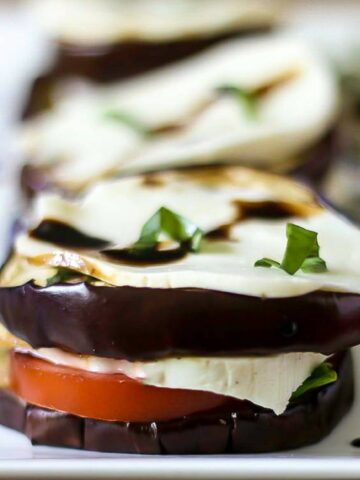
[{"xmin": 0, "ymin": 347, "xmax": 359, "ymax": 479}]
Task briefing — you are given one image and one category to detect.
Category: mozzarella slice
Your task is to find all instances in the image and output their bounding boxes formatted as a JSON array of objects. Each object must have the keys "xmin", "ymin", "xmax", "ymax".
[
  {"xmin": 31, "ymin": 167, "xmax": 320, "ymax": 247},
  {"xmin": 17, "ymin": 347, "xmax": 327, "ymax": 415},
  {"xmin": 4, "ymin": 166, "xmax": 360, "ymax": 299},
  {"xmin": 8, "ymin": 210, "xmax": 360, "ymax": 299},
  {"xmin": 21, "ymin": 35, "xmax": 338, "ymax": 190},
  {"xmin": 26, "ymin": 0, "xmax": 280, "ymax": 44}
]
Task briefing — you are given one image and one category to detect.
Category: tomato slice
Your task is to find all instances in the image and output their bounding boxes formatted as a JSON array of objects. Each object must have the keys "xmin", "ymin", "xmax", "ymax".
[{"xmin": 10, "ymin": 351, "xmax": 228, "ymax": 422}]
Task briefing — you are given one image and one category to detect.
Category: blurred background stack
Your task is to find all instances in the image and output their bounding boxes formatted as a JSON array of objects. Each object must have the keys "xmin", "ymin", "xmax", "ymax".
[{"xmin": 1, "ymin": 0, "xmax": 360, "ymax": 261}]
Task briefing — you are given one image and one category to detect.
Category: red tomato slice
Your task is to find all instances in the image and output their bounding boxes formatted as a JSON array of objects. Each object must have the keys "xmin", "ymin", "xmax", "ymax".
[{"xmin": 10, "ymin": 351, "xmax": 228, "ymax": 422}]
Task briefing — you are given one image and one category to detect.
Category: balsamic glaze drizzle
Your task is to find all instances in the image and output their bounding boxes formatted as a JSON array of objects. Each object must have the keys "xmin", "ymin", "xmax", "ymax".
[
  {"xmin": 351, "ymin": 438, "xmax": 360, "ymax": 448},
  {"xmin": 30, "ymin": 220, "xmax": 111, "ymax": 249},
  {"xmin": 102, "ymin": 244, "xmax": 187, "ymax": 265},
  {"xmin": 236, "ymin": 200, "xmax": 299, "ymax": 220}
]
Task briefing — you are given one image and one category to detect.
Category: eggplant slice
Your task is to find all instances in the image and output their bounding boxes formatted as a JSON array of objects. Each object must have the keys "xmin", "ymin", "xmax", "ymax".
[{"xmin": 0, "ymin": 282, "xmax": 360, "ymax": 360}]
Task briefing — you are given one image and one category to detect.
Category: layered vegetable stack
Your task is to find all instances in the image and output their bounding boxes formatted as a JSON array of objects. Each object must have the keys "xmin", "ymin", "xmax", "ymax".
[
  {"xmin": 21, "ymin": 35, "xmax": 338, "ymax": 195},
  {"xmin": 0, "ymin": 166, "xmax": 358, "ymax": 454},
  {"xmin": 25, "ymin": 0, "xmax": 279, "ymax": 86}
]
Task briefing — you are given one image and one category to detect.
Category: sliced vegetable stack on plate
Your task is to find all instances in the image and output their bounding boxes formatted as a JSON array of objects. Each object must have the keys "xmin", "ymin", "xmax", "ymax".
[
  {"xmin": 20, "ymin": 34, "xmax": 338, "ymax": 196},
  {"xmin": 0, "ymin": 166, "xmax": 358, "ymax": 454},
  {"xmin": 24, "ymin": 0, "xmax": 279, "ymax": 89}
]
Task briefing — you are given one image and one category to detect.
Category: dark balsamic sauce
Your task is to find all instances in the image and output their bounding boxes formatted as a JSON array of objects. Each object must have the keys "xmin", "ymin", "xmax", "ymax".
[
  {"xmin": 206, "ymin": 225, "xmax": 232, "ymax": 241},
  {"xmin": 30, "ymin": 220, "xmax": 110, "ymax": 249},
  {"xmin": 30, "ymin": 219, "xmax": 187, "ymax": 266},
  {"xmin": 235, "ymin": 200, "xmax": 297, "ymax": 220},
  {"xmin": 101, "ymin": 244, "xmax": 187, "ymax": 265},
  {"xmin": 205, "ymin": 200, "xmax": 298, "ymax": 241},
  {"xmin": 351, "ymin": 438, "xmax": 360, "ymax": 448}
]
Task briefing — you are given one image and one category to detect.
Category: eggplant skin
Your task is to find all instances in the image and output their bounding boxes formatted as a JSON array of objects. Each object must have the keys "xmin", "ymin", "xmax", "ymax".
[
  {"xmin": 0, "ymin": 351, "xmax": 353, "ymax": 454},
  {"xmin": 0, "ymin": 282, "xmax": 360, "ymax": 360}
]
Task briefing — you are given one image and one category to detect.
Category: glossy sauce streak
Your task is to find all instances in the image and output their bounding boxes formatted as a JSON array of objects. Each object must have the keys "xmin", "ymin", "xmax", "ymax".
[
  {"xmin": 351, "ymin": 438, "xmax": 360, "ymax": 448},
  {"xmin": 236, "ymin": 200, "xmax": 299, "ymax": 220},
  {"xmin": 101, "ymin": 244, "xmax": 187, "ymax": 266},
  {"xmin": 206, "ymin": 201, "xmax": 295, "ymax": 241},
  {"xmin": 30, "ymin": 220, "xmax": 111, "ymax": 249}
]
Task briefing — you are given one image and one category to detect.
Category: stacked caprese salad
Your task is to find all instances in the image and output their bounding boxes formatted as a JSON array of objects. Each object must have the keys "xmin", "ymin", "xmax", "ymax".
[
  {"xmin": 0, "ymin": 166, "xmax": 357, "ymax": 453},
  {"xmin": 21, "ymin": 34, "xmax": 338, "ymax": 196}
]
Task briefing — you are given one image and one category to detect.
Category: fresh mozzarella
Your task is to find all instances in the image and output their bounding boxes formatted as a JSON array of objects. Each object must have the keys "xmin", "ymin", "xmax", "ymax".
[
  {"xmin": 21, "ymin": 35, "xmax": 338, "ymax": 190},
  {"xmin": 26, "ymin": 0, "xmax": 280, "ymax": 44},
  {"xmin": 31, "ymin": 167, "xmax": 320, "ymax": 248},
  {"xmin": 17, "ymin": 347, "xmax": 327, "ymax": 415},
  {"xmin": 10, "ymin": 211, "xmax": 360, "ymax": 298},
  {"xmin": 4, "ymin": 167, "xmax": 360, "ymax": 299}
]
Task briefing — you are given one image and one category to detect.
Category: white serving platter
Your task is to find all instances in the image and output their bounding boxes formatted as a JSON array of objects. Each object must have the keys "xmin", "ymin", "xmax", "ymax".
[{"xmin": 0, "ymin": 347, "xmax": 359, "ymax": 479}]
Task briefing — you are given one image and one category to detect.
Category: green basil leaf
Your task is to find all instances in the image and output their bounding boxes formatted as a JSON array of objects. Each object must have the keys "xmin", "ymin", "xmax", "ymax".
[
  {"xmin": 191, "ymin": 228, "xmax": 203, "ymax": 252},
  {"xmin": 254, "ymin": 258, "xmax": 281, "ymax": 269},
  {"xmin": 103, "ymin": 207, "xmax": 203, "ymax": 261},
  {"xmin": 103, "ymin": 110, "xmax": 150, "ymax": 136},
  {"xmin": 281, "ymin": 223, "xmax": 319, "ymax": 274},
  {"xmin": 291, "ymin": 362, "xmax": 337, "ymax": 400},
  {"xmin": 217, "ymin": 85, "xmax": 258, "ymax": 119},
  {"xmin": 301, "ymin": 256, "xmax": 328, "ymax": 273},
  {"xmin": 254, "ymin": 223, "xmax": 327, "ymax": 275},
  {"xmin": 46, "ymin": 267, "xmax": 96, "ymax": 287},
  {"xmin": 134, "ymin": 207, "xmax": 202, "ymax": 251}
]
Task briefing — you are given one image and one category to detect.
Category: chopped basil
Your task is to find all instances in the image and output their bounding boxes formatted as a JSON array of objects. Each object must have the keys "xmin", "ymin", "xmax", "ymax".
[
  {"xmin": 255, "ymin": 223, "xmax": 327, "ymax": 275},
  {"xmin": 46, "ymin": 267, "xmax": 96, "ymax": 287},
  {"xmin": 291, "ymin": 362, "xmax": 337, "ymax": 400},
  {"xmin": 301, "ymin": 256, "xmax": 328, "ymax": 273},
  {"xmin": 217, "ymin": 85, "xmax": 258, "ymax": 119},
  {"xmin": 103, "ymin": 110, "xmax": 150, "ymax": 136},
  {"xmin": 102, "ymin": 207, "xmax": 203, "ymax": 261},
  {"xmin": 253, "ymin": 258, "xmax": 281, "ymax": 269}
]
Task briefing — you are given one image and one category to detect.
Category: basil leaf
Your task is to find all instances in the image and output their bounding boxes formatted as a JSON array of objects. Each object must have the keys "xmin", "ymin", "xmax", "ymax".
[
  {"xmin": 134, "ymin": 207, "xmax": 202, "ymax": 251},
  {"xmin": 282, "ymin": 223, "xmax": 319, "ymax": 274},
  {"xmin": 254, "ymin": 223, "xmax": 327, "ymax": 275},
  {"xmin": 103, "ymin": 207, "xmax": 203, "ymax": 261},
  {"xmin": 301, "ymin": 256, "xmax": 328, "ymax": 273},
  {"xmin": 217, "ymin": 85, "xmax": 258, "ymax": 119},
  {"xmin": 46, "ymin": 267, "xmax": 96, "ymax": 287},
  {"xmin": 103, "ymin": 110, "xmax": 150, "ymax": 136},
  {"xmin": 291, "ymin": 362, "xmax": 337, "ymax": 400},
  {"xmin": 254, "ymin": 258, "xmax": 281, "ymax": 269}
]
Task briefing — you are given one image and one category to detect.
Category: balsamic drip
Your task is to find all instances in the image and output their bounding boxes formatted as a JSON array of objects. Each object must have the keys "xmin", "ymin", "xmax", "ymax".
[
  {"xmin": 236, "ymin": 200, "xmax": 296, "ymax": 220},
  {"xmin": 351, "ymin": 438, "xmax": 360, "ymax": 448},
  {"xmin": 102, "ymin": 244, "xmax": 187, "ymax": 266},
  {"xmin": 206, "ymin": 225, "xmax": 232, "ymax": 241},
  {"xmin": 205, "ymin": 201, "xmax": 296, "ymax": 241},
  {"xmin": 30, "ymin": 220, "xmax": 111, "ymax": 249}
]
